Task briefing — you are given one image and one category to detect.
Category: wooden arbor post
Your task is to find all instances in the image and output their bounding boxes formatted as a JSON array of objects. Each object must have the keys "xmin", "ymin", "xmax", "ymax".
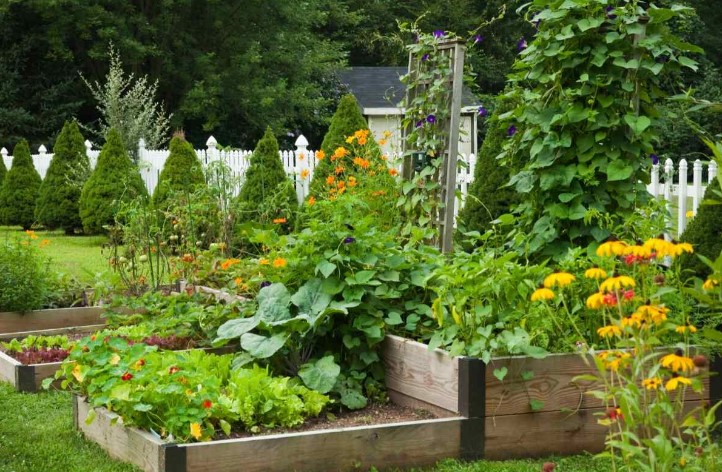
[{"xmin": 403, "ymin": 38, "xmax": 466, "ymax": 254}]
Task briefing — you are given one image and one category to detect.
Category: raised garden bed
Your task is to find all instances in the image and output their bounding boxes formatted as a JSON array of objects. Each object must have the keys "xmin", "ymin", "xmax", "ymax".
[
  {"xmin": 382, "ymin": 334, "xmax": 718, "ymax": 460},
  {"xmin": 0, "ymin": 306, "xmax": 107, "ymax": 340}
]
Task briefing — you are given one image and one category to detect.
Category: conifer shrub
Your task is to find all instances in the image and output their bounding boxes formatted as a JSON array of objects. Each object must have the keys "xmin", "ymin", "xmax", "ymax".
[
  {"xmin": 680, "ymin": 184, "xmax": 722, "ymax": 278},
  {"xmin": 153, "ymin": 133, "xmax": 206, "ymax": 208},
  {"xmin": 35, "ymin": 121, "xmax": 91, "ymax": 233},
  {"xmin": 79, "ymin": 128, "xmax": 148, "ymax": 234},
  {"xmin": 0, "ymin": 154, "xmax": 6, "ymax": 192},
  {"xmin": 237, "ymin": 127, "xmax": 298, "ymax": 225},
  {"xmin": 0, "ymin": 139, "xmax": 42, "ymax": 229},
  {"xmin": 310, "ymin": 95, "xmax": 384, "ymax": 196},
  {"xmin": 458, "ymin": 95, "xmax": 521, "ymax": 236}
]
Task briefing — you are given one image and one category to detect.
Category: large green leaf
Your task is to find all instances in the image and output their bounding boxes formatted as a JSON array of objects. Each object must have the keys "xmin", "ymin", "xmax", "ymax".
[
  {"xmin": 291, "ymin": 278, "xmax": 332, "ymax": 316},
  {"xmin": 240, "ymin": 332, "xmax": 288, "ymax": 358},
  {"xmin": 216, "ymin": 316, "xmax": 260, "ymax": 340},
  {"xmin": 298, "ymin": 355, "xmax": 341, "ymax": 393},
  {"xmin": 606, "ymin": 160, "xmax": 634, "ymax": 181},
  {"xmin": 623, "ymin": 114, "xmax": 651, "ymax": 136},
  {"xmin": 257, "ymin": 283, "xmax": 291, "ymax": 322}
]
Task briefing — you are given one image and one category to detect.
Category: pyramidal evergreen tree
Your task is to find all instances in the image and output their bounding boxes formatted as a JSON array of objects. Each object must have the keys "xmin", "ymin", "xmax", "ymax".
[
  {"xmin": 79, "ymin": 128, "xmax": 147, "ymax": 234},
  {"xmin": 35, "ymin": 121, "xmax": 91, "ymax": 233},
  {"xmin": 458, "ymin": 95, "xmax": 521, "ymax": 236},
  {"xmin": 0, "ymin": 154, "xmax": 6, "ymax": 192},
  {"xmin": 0, "ymin": 139, "xmax": 42, "ymax": 229},
  {"xmin": 153, "ymin": 132, "xmax": 206, "ymax": 208},
  {"xmin": 310, "ymin": 95, "xmax": 380, "ymax": 196},
  {"xmin": 237, "ymin": 127, "xmax": 297, "ymax": 224},
  {"xmin": 680, "ymin": 184, "xmax": 722, "ymax": 278}
]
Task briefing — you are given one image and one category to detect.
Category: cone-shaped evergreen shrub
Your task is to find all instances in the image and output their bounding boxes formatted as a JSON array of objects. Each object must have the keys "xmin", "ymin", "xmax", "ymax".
[
  {"xmin": 35, "ymin": 121, "xmax": 91, "ymax": 233},
  {"xmin": 458, "ymin": 95, "xmax": 521, "ymax": 236},
  {"xmin": 680, "ymin": 184, "xmax": 722, "ymax": 278},
  {"xmin": 79, "ymin": 128, "xmax": 147, "ymax": 234},
  {"xmin": 0, "ymin": 154, "xmax": 6, "ymax": 192},
  {"xmin": 0, "ymin": 140, "xmax": 42, "ymax": 229},
  {"xmin": 237, "ymin": 127, "xmax": 297, "ymax": 224},
  {"xmin": 153, "ymin": 134, "xmax": 206, "ymax": 207},
  {"xmin": 310, "ymin": 95, "xmax": 381, "ymax": 196}
]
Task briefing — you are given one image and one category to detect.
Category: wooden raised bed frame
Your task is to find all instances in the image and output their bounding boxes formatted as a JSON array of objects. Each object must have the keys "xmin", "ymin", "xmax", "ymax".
[{"xmin": 0, "ymin": 306, "xmax": 106, "ymax": 340}]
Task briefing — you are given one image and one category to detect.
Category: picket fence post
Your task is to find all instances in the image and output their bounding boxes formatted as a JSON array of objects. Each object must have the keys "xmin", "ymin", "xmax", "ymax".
[
  {"xmin": 677, "ymin": 159, "xmax": 688, "ymax": 237},
  {"xmin": 295, "ymin": 134, "xmax": 310, "ymax": 204},
  {"xmin": 206, "ymin": 136, "xmax": 218, "ymax": 165},
  {"xmin": 1, "ymin": 147, "xmax": 7, "ymax": 170}
]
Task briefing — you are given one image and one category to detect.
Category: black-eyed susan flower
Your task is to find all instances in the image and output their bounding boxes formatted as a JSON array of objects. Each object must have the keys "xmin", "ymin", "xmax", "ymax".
[
  {"xmin": 642, "ymin": 377, "xmax": 661, "ymax": 390},
  {"xmin": 634, "ymin": 304, "xmax": 668, "ymax": 325},
  {"xmin": 670, "ymin": 242, "xmax": 693, "ymax": 257},
  {"xmin": 596, "ymin": 240, "xmax": 628, "ymax": 257},
  {"xmin": 543, "ymin": 272, "xmax": 576, "ymax": 288},
  {"xmin": 586, "ymin": 292, "xmax": 605, "ymax": 309},
  {"xmin": 675, "ymin": 325, "xmax": 698, "ymax": 334},
  {"xmin": 643, "ymin": 237, "xmax": 672, "ymax": 255},
  {"xmin": 660, "ymin": 353, "xmax": 695, "ymax": 373},
  {"xmin": 584, "ymin": 267, "xmax": 607, "ymax": 280},
  {"xmin": 597, "ymin": 324, "xmax": 622, "ymax": 338},
  {"xmin": 599, "ymin": 275, "xmax": 636, "ymax": 293},
  {"xmin": 703, "ymin": 278, "xmax": 719, "ymax": 291},
  {"xmin": 623, "ymin": 244, "xmax": 654, "ymax": 258},
  {"xmin": 665, "ymin": 376, "xmax": 692, "ymax": 391},
  {"xmin": 531, "ymin": 287, "xmax": 555, "ymax": 302}
]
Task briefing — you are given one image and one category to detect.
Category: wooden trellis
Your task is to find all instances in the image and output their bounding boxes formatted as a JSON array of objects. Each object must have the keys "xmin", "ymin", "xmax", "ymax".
[{"xmin": 403, "ymin": 39, "xmax": 466, "ymax": 253}]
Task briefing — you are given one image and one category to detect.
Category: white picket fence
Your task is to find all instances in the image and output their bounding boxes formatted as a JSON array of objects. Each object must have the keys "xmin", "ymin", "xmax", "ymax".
[{"xmin": 2, "ymin": 137, "xmax": 715, "ymax": 234}]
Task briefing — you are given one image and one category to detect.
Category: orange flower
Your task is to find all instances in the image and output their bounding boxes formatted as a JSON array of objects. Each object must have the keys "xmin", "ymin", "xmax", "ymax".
[
  {"xmin": 380, "ymin": 154, "xmax": 388, "ymax": 161},
  {"xmin": 332, "ymin": 147, "xmax": 349, "ymax": 160},
  {"xmin": 272, "ymin": 217, "xmax": 287, "ymax": 224},
  {"xmin": 25, "ymin": 230, "xmax": 38, "ymax": 240},
  {"xmin": 337, "ymin": 180, "xmax": 346, "ymax": 189},
  {"xmin": 307, "ymin": 196, "xmax": 316, "ymax": 206},
  {"xmin": 335, "ymin": 166, "xmax": 345, "ymax": 175},
  {"xmin": 389, "ymin": 168, "xmax": 399, "ymax": 176},
  {"xmin": 273, "ymin": 257, "xmax": 287, "ymax": 268},
  {"xmin": 353, "ymin": 157, "xmax": 371, "ymax": 169},
  {"xmin": 348, "ymin": 176, "xmax": 357, "ymax": 187},
  {"xmin": 39, "ymin": 239, "xmax": 51, "ymax": 248},
  {"xmin": 297, "ymin": 152, "xmax": 305, "ymax": 161},
  {"xmin": 378, "ymin": 138, "xmax": 387, "ymax": 146},
  {"xmin": 181, "ymin": 253, "xmax": 194, "ymax": 263},
  {"xmin": 326, "ymin": 175, "xmax": 335, "ymax": 185},
  {"xmin": 220, "ymin": 258, "xmax": 240, "ymax": 270},
  {"xmin": 300, "ymin": 169, "xmax": 310, "ymax": 180},
  {"xmin": 259, "ymin": 258, "xmax": 270, "ymax": 265},
  {"xmin": 316, "ymin": 150, "xmax": 325, "ymax": 161},
  {"xmin": 234, "ymin": 277, "xmax": 243, "ymax": 286}
]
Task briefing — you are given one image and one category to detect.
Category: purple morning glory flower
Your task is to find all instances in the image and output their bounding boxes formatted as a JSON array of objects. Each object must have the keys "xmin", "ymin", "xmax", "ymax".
[
  {"xmin": 650, "ymin": 154, "xmax": 659, "ymax": 165},
  {"xmin": 473, "ymin": 35, "xmax": 483, "ymax": 44},
  {"xmin": 507, "ymin": 125, "xmax": 517, "ymax": 137},
  {"xmin": 260, "ymin": 281, "xmax": 271, "ymax": 288},
  {"xmin": 433, "ymin": 30, "xmax": 445, "ymax": 39},
  {"xmin": 426, "ymin": 114, "xmax": 436, "ymax": 124},
  {"xmin": 517, "ymin": 38, "xmax": 527, "ymax": 52},
  {"xmin": 606, "ymin": 6, "xmax": 617, "ymax": 19},
  {"xmin": 477, "ymin": 106, "xmax": 488, "ymax": 117},
  {"xmin": 415, "ymin": 120, "xmax": 424, "ymax": 128},
  {"xmin": 421, "ymin": 53, "xmax": 430, "ymax": 62},
  {"xmin": 343, "ymin": 237, "xmax": 356, "ymax": 244}
]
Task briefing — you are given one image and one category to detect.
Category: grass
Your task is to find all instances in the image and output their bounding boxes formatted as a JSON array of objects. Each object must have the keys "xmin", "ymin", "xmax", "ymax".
[{"xmin": 0, "ymin": 226, "xmax": 109, "ymax": 284}]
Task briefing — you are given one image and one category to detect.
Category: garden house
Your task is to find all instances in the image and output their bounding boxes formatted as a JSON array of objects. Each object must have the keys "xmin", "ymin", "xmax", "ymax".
[{"xmin": 338, "ymin": 67, "xmax": 482, "ymax": 157}]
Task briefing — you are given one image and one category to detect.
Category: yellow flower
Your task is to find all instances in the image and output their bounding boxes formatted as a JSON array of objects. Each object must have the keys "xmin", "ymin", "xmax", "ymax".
[
  {"xmin": 382, "ymin": 130, "xmax": 392, "ymax": 139},
  {"xmin": 316, "ymin": 150, "xmax": 326, "ymax": 161},
  {"xmin": 665, "ymin": 376, "xmax": 692, "ymax": 391},
  {"xmin": 300, "ymin": 169, "xmax": 310, "ymax": 180},
  {"xmin": 190, "ymin": 422, "xmax": 203, "ymax": 440},
  {"xmin": 345, "ymin": 135, "xmax": 356, "ymax": 144},
  {"xmin": 272, "ymin": 257, "xmax": 287, "ymax": 268},
  {"xmin": 675, "ymin": 325, "xmax": 698, "ymax": 334},
  {"xmin": 703, "ymin": 278, "xmax": 719, "ymax": 291},
  {"xmin": 297, "ymin": 152, "xmax": 305, "ymax": 161},
  {"xmin": 586, "ymin": 292, "xmax": 605, "ymax": 309},
  {"xmin": 642, "ymin": 377, "xmax": 662, "ymax": 390},
  {"xmin": 599, "ymin": 275, "xmax": 636, "ymax": 293},
  {"xmin": 596, "ymin": 240, "xmax": 628, "ymax": 257},
  {"xmin": 259, "ymin": 258, "xmax": 270, "ymax": 265},
  {"xmin": 307, "ymin": 196, "xmax": 316, "ymax": 206},
  {"xmin": 530, "ymin": 287, "xmax": 555, "ymax": 302},
  {"xmin": 660, "ymin": 353, "xmax": 695, "ymax": 373},
  {"xmin": 621, "ymin": 316, "xmax": 642, "ymax": 329},
  {"xmin": 670, "ymin": 242, "xmax": 693, "ymax": 257},
  {"xmin": 543, "ymin": 272, "xmax": 576, "ymax": 288},
  {"xmin": 604, "ymin": 352, "xmax": 631, "ymax": 371},
  {"xmin": 597, "ymin": 325, "xmax": 623, "ymax": 338},
  {"xmin": 643, "ymin": 238, "xmax": 675, "ymax": 257},
  {"xmin": 332, "ymin": 147, "xmax": 349, "ymax": 160},
  {"xmin": 584, "ymin": 267, "xmax": 607, "ymax": 280},
  {"xmin": 39, "ymin": 239, "xmax": 51, "ymax": 248},
  {"xmin": 686, "ymin": 210, "xmax": 695, "ymax": 218},
  {"xmin": 633, "ymin": 304, "xmax": 668, "ymax": 325},
  {"xmin": 623, "ymin": 244, "xmax": 653, "ymax": 258}
]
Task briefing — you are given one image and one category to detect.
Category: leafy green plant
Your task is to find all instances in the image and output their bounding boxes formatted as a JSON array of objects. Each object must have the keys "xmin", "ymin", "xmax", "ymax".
[
  {"xmin": 1, "ymin": 335, "xmax": 70, "ymax": 353},
  {"xmin": 0, "ymin": 139, "xmax": 42, "ymax": 229},
  {"xmin": 501, "ymin": 0, "xmax": 702, "ymax": 257},
  {"xmin": 681, "ymin": 185, "xmax": 722, "ymax": 279},
  {"xmin": 0, "ymin": 234, "xmax": 53, "ymax": 312},
  {"xmin": 152, "ymin": 134, "xmax": 206, "ymax": 208},
  {"xmin": 79, "ymin": 128, "xmax": 148, "ymax": 234},
  {"xmin": 35, "ymin": 121, "xmax": 91, "ymax": 233}
]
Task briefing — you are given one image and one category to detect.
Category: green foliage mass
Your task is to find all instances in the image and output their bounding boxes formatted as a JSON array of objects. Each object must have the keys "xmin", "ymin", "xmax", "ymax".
[
  {"xmin": 78, "ymin": 128, "xmax": 147, "ymax": 234},
  {"xmin": 310, "ymin": 95, "xmax": 374, "ymax": 196},
  {"xmin": 458, "ymin": 94, "xmax": 521, "ymax": 235},
  {"xmin": 680, "ymin": 185, "xmax": 722, "ymax": 278},
  {"xmin": 0, "ymin": 154, "xmax": 6, "ymax": 190},
  {"xmin": 237, "ymin": 127, "xmax": 297, "ymax": 224},
  {"xmin": 35, "ymin": 121, "xmax": 91, "ymax": 233},
  {"xmin": 0, "ymin": 139, "xmax": 42, "ymax": 229},
  {"xmin": 0, "ymin": 239, "xmax": 52, "ymax": 312},
  {"xmin": 153, "ymin": 136, "xmax": 206, "ymax": 207}
]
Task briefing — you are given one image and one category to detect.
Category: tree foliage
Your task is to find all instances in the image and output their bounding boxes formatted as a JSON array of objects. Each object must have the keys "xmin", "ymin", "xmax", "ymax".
[
  {"xmin": 79, "ymin": 128, "xmax": 147, "ymax": 234},
  {"xmin": 35, "ymin": 121, "xmax": 91, "ymax": 233},
  {"xmin": 153, "ymin": 134, "xmax": 206, "ymax": 208},
  {"xmin": 0, "ymin": 140, "xmax": 42, "ymax": 229},
  {"xmin": 680, "ymin": 179, "xmax": 722, "ymax": 278},
  {"xmin": 237, "ymin": 128, "xmax": 298, "ymax": 225}
]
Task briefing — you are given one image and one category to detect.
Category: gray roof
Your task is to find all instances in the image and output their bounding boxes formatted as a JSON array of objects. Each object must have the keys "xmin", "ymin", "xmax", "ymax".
[{"xmin": 337, "ymin": 66, "xmax": 481, "ymax": 110}]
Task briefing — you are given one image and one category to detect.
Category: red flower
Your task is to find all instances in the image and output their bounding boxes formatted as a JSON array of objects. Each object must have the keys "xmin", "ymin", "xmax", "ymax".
[
  {"xmin": 202, "ymin": 399, "xmax": 212, "ymax": 409},
  {"xmin": 605, "ymin": 407, "xmax": 623, "ymax": 421},
  {"xmin": 623, "ymin": 289, "xmax": 635, "ymax": 301},
  {"xmin": 602, "ymin": 293, "xmax": 618, "ymax": 306},
  {"xmin": 121, "ymin": 372, "xmax": 133, "ymax": 381},
  {"xmin": 137, "ymin": 359, "xmax": 145, "ymax": 366},
  {"xmin": 169, "ymin": 366, "xmax": 180, "ymax": 375}
]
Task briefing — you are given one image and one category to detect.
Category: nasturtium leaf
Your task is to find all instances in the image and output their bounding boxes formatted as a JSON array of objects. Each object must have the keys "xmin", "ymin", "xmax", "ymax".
[
  {"xmin": 256, "ymin": 283, "xmax": 291, "ymax": 322},
  {"xmin": 216, "ymin": 317, "xmax": 260, "ymax": 340},
  {"xmin": 298, "ymin": 356, "xmax": 341, "ymax": 394},
  {"xmin": 240, "ymin": 332, "xmax": 288, "ymax": 359}
]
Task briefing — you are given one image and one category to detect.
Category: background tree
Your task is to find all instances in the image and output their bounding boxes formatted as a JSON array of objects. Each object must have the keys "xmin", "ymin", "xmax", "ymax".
[
  {"xmin": 237, "ymin": 128, "xmax": 298, "ymax": 226},
  {"xmin": 153, "ymin": 133, "xmax": 206, "ymax": 208},
  {"xmin": 0, "ymin": 140, "xmax": 42, "ymax": 229},
  {"xmin": 79, "ymin": 128, "xmax": 147, "ymax": 234},
  {"xmin": 35, "ymin": 121, "xmax": 91, "ymax": 233},
  {"xmin": 0, "ymin": 153, "xmax": 6, "ymax": 192}
]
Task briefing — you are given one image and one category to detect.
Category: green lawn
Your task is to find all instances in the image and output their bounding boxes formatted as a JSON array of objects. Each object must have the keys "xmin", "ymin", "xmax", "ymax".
[{"xmin": 0, "ymin": 226, "xmax": 110, "ymax": 284}]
